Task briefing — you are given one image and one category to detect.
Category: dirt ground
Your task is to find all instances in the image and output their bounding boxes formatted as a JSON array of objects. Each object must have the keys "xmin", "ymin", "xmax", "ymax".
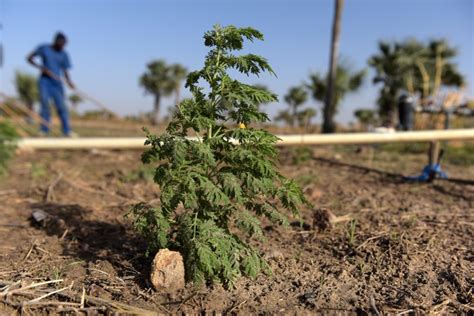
[{"xmin": 0, "ymin": 146, "xmax": 472, "ymax": 315}]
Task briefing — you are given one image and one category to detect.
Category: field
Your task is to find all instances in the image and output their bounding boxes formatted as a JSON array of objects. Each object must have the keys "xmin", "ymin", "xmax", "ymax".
[{"xmin": 0, "ymin": 145, "xmax": 473, "ymax": 314}]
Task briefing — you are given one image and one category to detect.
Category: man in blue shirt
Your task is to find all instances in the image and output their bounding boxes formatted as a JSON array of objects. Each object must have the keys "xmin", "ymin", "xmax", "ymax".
[{"xmin": 27, "ymin": 32, "xmax": 75, "ymax": 136}]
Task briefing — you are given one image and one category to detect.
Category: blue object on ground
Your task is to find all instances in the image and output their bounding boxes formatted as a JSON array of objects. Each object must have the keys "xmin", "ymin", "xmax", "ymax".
[{"xmin": 404, "ymin": 164, "xmax": 448, "ymax": 182}]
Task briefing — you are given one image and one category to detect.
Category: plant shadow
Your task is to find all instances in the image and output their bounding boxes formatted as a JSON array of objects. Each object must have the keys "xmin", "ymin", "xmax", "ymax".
[{"xmin": 29, "ymin": 202, "xmax": 151, "ymax": 288}]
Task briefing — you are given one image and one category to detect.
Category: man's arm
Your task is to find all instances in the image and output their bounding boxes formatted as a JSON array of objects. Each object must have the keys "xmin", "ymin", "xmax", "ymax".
[
  {"xmin": 63, "ymin": 70, "xmax": 75, "ymax": 90},
  {"xmin": 26, "ymin": 50, "xmax": 56, "ymax": 79}
]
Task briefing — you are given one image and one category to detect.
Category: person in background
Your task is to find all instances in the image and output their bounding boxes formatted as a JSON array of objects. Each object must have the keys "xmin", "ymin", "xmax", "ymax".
[
  {"xmin": 27, "ymin": 32, "xmax": 76, "ymax": 136},
  {"xmin": 397, "ymin": 92, "xmax": 415, "ymax": 131}
]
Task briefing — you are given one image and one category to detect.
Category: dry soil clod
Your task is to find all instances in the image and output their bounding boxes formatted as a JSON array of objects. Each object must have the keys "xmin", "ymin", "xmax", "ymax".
[
  {"xmin": 150, "ymin": 249, "xmax": 185, "ymax": 292},
  {"xmin": 312, "ymin": 208, "xmax": 352, "ymax": 231}
]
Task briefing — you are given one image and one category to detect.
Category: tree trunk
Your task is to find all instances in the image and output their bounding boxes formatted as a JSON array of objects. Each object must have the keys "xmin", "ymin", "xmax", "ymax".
[
  {"xmin": 323, "ymin": 0, "xmax": 344, "ymax": 134},
  {"xmin": 292, "ymin": 104, "xmax": 297, "ymax": 128},
  {"xmin": 433, "ymin": 52, "xmax": 443, "ymax": 96},
  {"xmin": 416, "ymin": 60, "xmax": 430, "ymax": 100},
  {"xmin": 152, "ymin": 93, "xmax": 161, "ymax": 125}
]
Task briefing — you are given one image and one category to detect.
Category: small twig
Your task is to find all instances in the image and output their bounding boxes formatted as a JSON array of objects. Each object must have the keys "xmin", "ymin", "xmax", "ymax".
[
  {"xmin": 58, "ymin": 306, "xmax": 105, "ymax": 313},
  {"xmin": 60, "ymin": 229, "xmax": 69, "ymax": 240},
  {"xmin": 369, "ymin": 296, "xmax": 381, "ymax": 316},
  {"xmin": 80, "ymin": 287, "xmax": 85, "ymax": 308},
  {"xmin": 25, "ymin": 284, "xmax": 71, "ymax": 304},
  {"xmin": 177, "ymin": 292, "xmax": 197, "ymax": 311},
  {"xmin": 35, "ymin": 246, "xmax": 52, "ymax": 256},
  {"xmin": 0, "ymin": 280, "xmax": 20, "ymax": 295},
  {"xmin": 45, "ymin": 172, "xmax": 63, "ymax": 202},
  {"xmin": 59, "ymin": 290, "xmax": 158, "ymax": 315},
  {"xmin": 22, "ymin": 242, "xmax": 36, "ymax": 262},
  {"xmin": 89, "ymin": 268, "xmax": 110, "ymax": 277},
  {"xmin": 290, "ymin": 230, "xmax": 313, "ymax": 234},
  {"xmin": 6, "ymin": 279, "xmax": 63, "ymax": 295},
  {"xmin": 429, "ymin": 299, "xmax": 451, "ymax": 314},
  {"xmin": 227, "ymin": 299, "xmax": 247, "ymax": 313},
  {"xmin": 4, "ymin": 299, "xmax": 80, "ymax": 308},
  {"xmin": 356, "ymin": 232, "xmax": 388, "ymax": 250}
]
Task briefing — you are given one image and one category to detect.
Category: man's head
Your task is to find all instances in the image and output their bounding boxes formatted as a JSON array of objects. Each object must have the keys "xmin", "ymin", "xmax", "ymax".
[{"xmin": 52, "ymin": 32, "xmax": 67, "ymax": 51}]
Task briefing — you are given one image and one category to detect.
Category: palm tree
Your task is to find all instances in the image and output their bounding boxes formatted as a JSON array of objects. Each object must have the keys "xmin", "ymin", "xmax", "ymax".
[
  {"xmin": 139, "ymin": 60, "xmax": 187, "ymax": 124},
  {"xmin": 168, "ymin": 64, "xmax": 188, "ymax": 106},
  {"xmin": 297, "ymin": 108, "xmax": 317, "ymax": 129},
  {"xmin": 68, "ymin": 94, "xmax": 83, "ymax": 110},
  {"xmin": 276, "ymin": 86, "xmax": 311, "ymax": 127},
  {"xmin": 285, "ymin": 86, "xmax": 308, "ymax": 125},
  {"xmin": 307, "ymin": 63, "xmax": 365, "ymax": 129},
  {"xmin": 369, "ymin": 39, "xmax": 465, "ymax": 125},
  {"xmin": 369, "ymin": 41, "xmax": 406, "ymax": 125},
  {"xmin": 427, "ymin": 40, "xmax": 464, "ymax": 95},
  {"xmin": 398, "ymin": 39, "xmax": 426, "ymax": 96},
  {"xmin": 354, "ymin": 108, "xmax": 376, "ymax": 130},
  {"xmin": 324, "ymin": 0, "xmax": 345, "ymax": 133},
  {"xmin": 14, "ymin": 71, "xmax": 38, "ymax": 115}
]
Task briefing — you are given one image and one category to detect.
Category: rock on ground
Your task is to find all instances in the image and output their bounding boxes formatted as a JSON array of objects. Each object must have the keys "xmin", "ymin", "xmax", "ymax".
[{"xmin": 150, "ymin": 249, "xmax": 185, "ymax": 292}]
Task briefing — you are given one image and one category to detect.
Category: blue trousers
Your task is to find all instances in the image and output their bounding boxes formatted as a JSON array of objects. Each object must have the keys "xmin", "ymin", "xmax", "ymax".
[{"xmin": 39, "ymin": 76, "xmax": 71, "ymax": 135}]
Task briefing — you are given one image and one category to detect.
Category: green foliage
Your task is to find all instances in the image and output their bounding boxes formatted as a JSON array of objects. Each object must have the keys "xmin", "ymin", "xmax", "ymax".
[
  {"xmin": 291, "ymin": 146, "xmax": 313, "ymax": 165},
  {"xmin": 81, "ymin": 110, "xmax": 116, "ymax": 120},
  {"xmin": 444, "ymin": 144, "xmax": 474, "ymax": 166},
  {"xmin": 369, "ymin": 39, "xmax": 464, "ymax": 123},
  {"xmin": 307, "ymin": 61, "xmax": 365, "ymax": 132},
  {"xmin": 31, "ymin": 163, "xmax": 48, "ymax": 181},
  {"xmin": 68, "ymin": 94, "xmax": 83, "ymax": 109},
  {"xmin": 354, "ymin": 108, "xmax": 376, "ymax": 128},
  {"xmin": 346, "ymin": 219, "xmax": 357, "ymax": 247},
  {"xmin": 276, "ymin": 86, "xmax": 316, "ymax": 128},
  {"xmin": 139, "ymin": 60, "xmax": 188, "ymax": 124},
  {"xmin": 128, "ymin": 25, "xmax": 309, "ymax": 287},
  {"xmin": 0, "ymin": 121, "xmax": 18, "ymax": 175},
  {"xmin": 14, "ymin": 71, "xmax": 38, "ymax": 107},
  {"xmin": 307, "ymin": 62, "xmax": 366, "ymax": 111}
]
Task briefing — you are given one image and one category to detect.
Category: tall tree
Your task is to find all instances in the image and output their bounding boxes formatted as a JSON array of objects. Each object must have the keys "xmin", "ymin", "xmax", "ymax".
[
  {"xmin": 68, "ymin": 94, "xmax": 83, "ymax": 110},
  {"xmin": 354, "ymin": 108, "xmax": 376, "ymax": 130},
  {"xmin": 276, "ymin": 86, "xmax": 315, "ymax": 128},
  {"xmin": 307, "ymin": 63, "xmax": 365, "ymax": 126},
  {"xmin": 426, "ymin": 40, "xmax": 464, "ymax": 96},
  {"xmin": 14, "ymin": 71, "xmax": 38, "ymax": 113},
  {"xmin": 369, "ymin": 39, "xmax": 465, "ymax": 125},
  {"xmin": 324, "ymin": 0, "xmax": 345, "ymax": 133},
  {"xmin": 168, "ymin": 63, "xmax": 188, "ymax": 106},
  {"xmin": 139, "ymin": 60, "xmax": 187, "ymax": 124},
  {"xmin": 369, "ymin": 41, "xmax": 406, "ymax": 125}
]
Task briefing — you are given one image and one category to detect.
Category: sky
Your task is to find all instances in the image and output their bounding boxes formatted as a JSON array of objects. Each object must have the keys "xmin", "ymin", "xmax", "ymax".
[{"xmin": 0, "ymin": 0, "xmax": 473, "ymax": 123}]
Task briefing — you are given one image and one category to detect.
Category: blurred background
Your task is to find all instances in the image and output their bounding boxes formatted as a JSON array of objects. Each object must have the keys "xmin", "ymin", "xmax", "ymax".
[{"xmin": 0, "ymin": 0, "xmax": 472, "ymax": 136}]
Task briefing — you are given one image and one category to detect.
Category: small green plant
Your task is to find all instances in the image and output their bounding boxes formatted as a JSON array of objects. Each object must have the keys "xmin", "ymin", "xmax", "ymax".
[
  {"xmin": 128, "ymin": 25, "xmax": 309, "ymax": 286},
  {"xmin": 51, "ymin": 266, "xmax": 63, "ymax": 280},
  {"xmin": 346, "ymin": 219, "xmax": 357, "ymax": 247},
  {"xmin": 275, "ymin": 86, "xmax": 316, "ymax": 129},
  {"xmin": 31, "ymin": 163, "xmax": 47, "ymax": 181},
  {"xmin": 291, "ymin": 146, "xmax": 313, "ymax": 165},
  {"xmin": 0, "ymin": 121, "xmax": 18, "ymax": 175}
]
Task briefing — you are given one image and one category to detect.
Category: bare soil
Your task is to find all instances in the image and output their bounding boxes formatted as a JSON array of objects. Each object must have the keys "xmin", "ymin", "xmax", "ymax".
[{"xmin": 0, "ymin": 147, "xmax": 472, "ymax": 314}]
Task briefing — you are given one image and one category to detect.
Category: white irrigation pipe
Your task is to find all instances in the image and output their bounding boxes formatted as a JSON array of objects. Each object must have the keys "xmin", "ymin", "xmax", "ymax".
[{"xmin": 15, "ymin": 129, "xmax": 474, "ymax": 150}]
